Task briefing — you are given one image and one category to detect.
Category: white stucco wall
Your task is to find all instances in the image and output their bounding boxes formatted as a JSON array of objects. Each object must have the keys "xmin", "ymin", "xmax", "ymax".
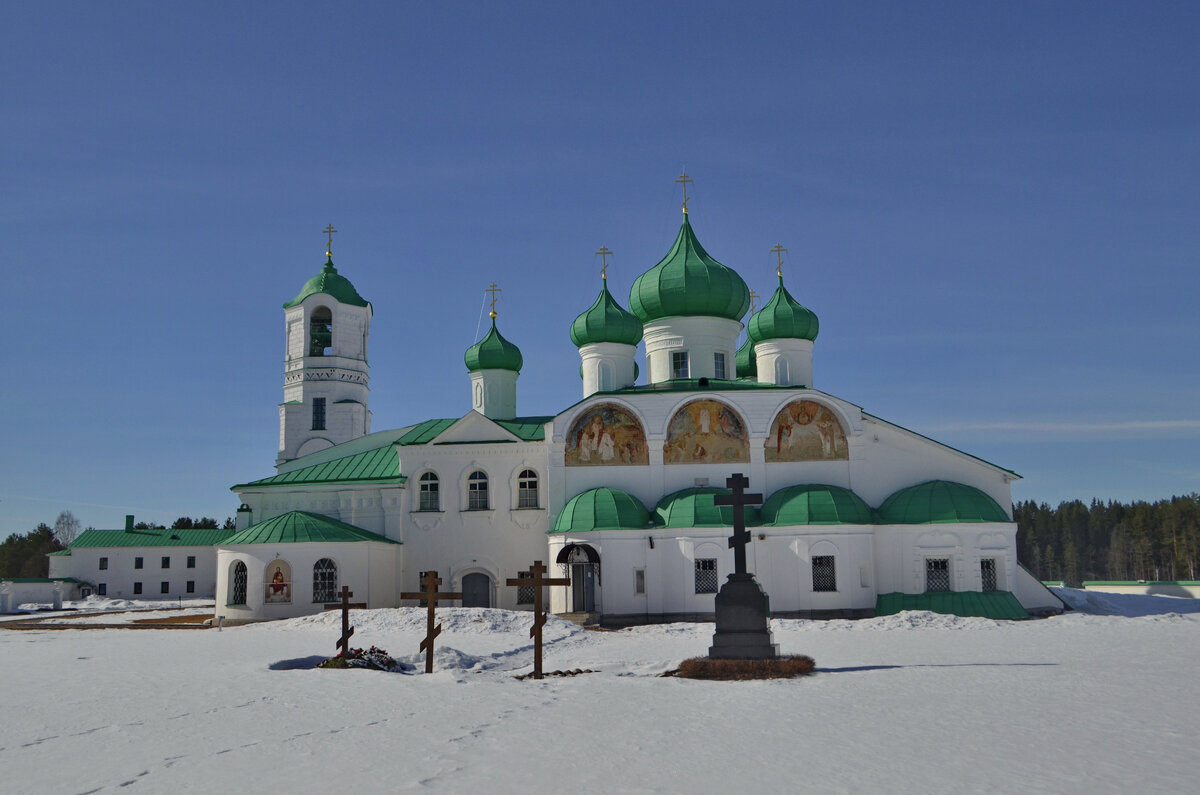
[{"xmin": 59, "ymin": 545, "xmax": 219, "ymax": 600}]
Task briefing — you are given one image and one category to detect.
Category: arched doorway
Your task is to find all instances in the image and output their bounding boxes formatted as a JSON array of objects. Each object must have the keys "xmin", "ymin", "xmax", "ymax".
[
  {"xmin": 556, "ymin": 544, "xmax": 600, "ymax": 613},
  {"xmin": 461, "ymin": 572, "xmax": 491, "ymax": 607}
]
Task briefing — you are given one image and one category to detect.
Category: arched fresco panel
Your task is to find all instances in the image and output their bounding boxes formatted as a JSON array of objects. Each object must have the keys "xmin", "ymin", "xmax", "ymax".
[
  {"xmin": 664, "ymin": 400, "xmax": 749, "ymax": 465},
  {"xmin": 765, "ymin": 400, "xmax": 849, "ymax": 462},
  {"xmin": 565, "ymin": 404, "xmax": 649, "ymax": 466}
]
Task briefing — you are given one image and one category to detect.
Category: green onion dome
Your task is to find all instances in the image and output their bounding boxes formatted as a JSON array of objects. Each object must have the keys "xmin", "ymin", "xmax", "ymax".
[
  {"xmin": 570, "ymin": 280, "xmax": 644, "ymax": 347},
  {"xmin": 877, "ymin": 480, "xmax": 1010, "ymax": 524},
  {"xmin": 284, "ymin": 256, "xmax": 369, "ymax": 308},
  {"xmin": 464, "ymin": 317, "xmax": 523, "ymax": 372},
  {"xmin": 735, "ymin": 336, "xmax": 757, "ymax": 378},
  {"xmin": 654, "ymin": 487, "xmax": 754, "ymax": 527},
  {"xmin": 552, "ymin": 487, "xmax": 651, "ymax": 533},
  {"xmin": 629, "ymin": 214, "xmax": 751, "ymax": 323},
  {"xmin": 746, "ymin": 275, "xmax": 818, "ymax": 343},
  {"xmin": 760, "ymin": 484, "xmax": 872, "ymax": 525}
]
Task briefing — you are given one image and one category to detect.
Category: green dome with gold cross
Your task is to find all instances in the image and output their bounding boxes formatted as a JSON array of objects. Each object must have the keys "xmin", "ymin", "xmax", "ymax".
[{"xmin": 570, "ymin": 279, "xmax": 644, "ymax": 347}]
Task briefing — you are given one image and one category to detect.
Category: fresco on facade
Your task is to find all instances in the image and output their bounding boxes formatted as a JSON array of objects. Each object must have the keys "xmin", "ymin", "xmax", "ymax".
[
  {"xmin": 565, "ymin": 404, "xmax": 649, "ymax": 466},
  {"xmin": 766, "ymin": 400, "xmax": 848, "ymax": 462},
  {"xmin": 264, "ymin": 560, "xmax": 292, "ymax": 604},
  {"xmin": 664, "ymin": 400, "xmax": 749, "ymax": 464}
]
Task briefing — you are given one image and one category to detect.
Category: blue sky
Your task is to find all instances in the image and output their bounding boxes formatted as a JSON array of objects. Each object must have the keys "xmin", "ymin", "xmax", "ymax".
[{"xmin": 3, "ymin": 1, "xmax": 1198, "ymax": 536}]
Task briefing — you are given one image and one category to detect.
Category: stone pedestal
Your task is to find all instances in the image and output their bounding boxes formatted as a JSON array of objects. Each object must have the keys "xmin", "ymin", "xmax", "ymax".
[{"xmin": 708, "ymin": 573, "xmax": 778, "ymax": 659}]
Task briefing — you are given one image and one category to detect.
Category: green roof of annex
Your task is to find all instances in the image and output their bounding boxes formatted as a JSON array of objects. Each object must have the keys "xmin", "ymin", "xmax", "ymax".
[
  {"xmin": 284, "ymin": 256, "xmax": 369, "ymax": 308},
  {"xmin": 222, "ymin": 511, "xmax": 398, "ymax": 545}
]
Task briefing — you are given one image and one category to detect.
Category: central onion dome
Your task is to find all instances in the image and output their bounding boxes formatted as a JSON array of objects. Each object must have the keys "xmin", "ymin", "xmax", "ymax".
[
  {"xmin": 284, "ymin": 256, "xmax": 369, "ymax": 308},
  {"xmin": 629, "ymin": 214, "xmax": 751, "ymax": 323},
  {"xmin": 464, "ymin": 317, "xmax": 523, "ymax": 372},
  {"xmin": 570, "ymin": 280, "xmax": 643, "ymax": 347},
  {"xmin": 747, "ymin": 274, "xmax": 819, "ymax": 343}
]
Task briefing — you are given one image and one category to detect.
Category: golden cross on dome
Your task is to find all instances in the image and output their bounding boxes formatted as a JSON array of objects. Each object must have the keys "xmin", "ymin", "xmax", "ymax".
[
  {"xmin": 675, "ymin": 170, "xmax": 694, "ymax": 214},
  {"xmin": 485, "ymin": 282, "xmax": 502, "ymax": 318},
  {"xmin": 748, "ymin": 289, "xmax": 761, "ymax": 314},
  {"xmin": 595, "ymin": 246, "xmax": 613, "ymax": 279},
  {"xmin": 770, "ymin": 243, "xmax": 788, "ymax": 277},
  {"xmin": 323, "ymin": 224, "xmax": 337, "ymax": 256}
]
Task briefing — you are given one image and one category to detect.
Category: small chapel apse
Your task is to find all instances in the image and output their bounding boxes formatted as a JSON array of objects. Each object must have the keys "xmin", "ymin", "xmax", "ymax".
[
  {"xmin": 565, "ymin": 404, "xmax": 649, "ymax": 466},
  {"xmin": 765, "ymin": 399, "xmax": 848, "ymax": 462},
  {"xmin": 664, "ymin": 400, "xmax": 749, "ymax": 464}
]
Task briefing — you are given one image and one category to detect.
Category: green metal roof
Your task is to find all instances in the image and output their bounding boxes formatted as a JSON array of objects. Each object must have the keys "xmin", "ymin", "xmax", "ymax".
[
  {"xmin": 760, "ymin": 484, "xmax": 873, "ymax": 525},
  {"xmin": 629, "ymin": 214, "xmax": 751, "ymax": 323},
  {"xmin": 234, "ymin": 443, "xmax": 404, "ymax": 489},
  {"xmin": 609, "ymin": 379, "xmax": 797, "ymax": 394},
  {"xmin": 70, "ymin": 527, "xmax": 236, "ymax": 548},
  {"xmin": 877, "ymin": 480, "xmax": 1010, "ymax": 524},
  {"xmin": 222, "ymin": 511, "xmax": 399, "ymax": 545},
  {"xmin": 874, "ymin": 591, "xmax": 1029, "ymax": 620},
  {"xmin": 283, "ymin": 256, "xmax": 369, "ymax": 308},
  {"xmin": 570, "ymin": 280, "xmax": 643, "ymax": 347},
  {"xmin": 654, "ymin": 487, "xmax": 748, "ymax": 528},
  {"xmin": 47, "ymin": 549, "xmax": 71, "ymax": 556},
  {"xmin": 552, "ymin": 488, "xmax": 651, "ymax": 533},
  {"xmin": 747, "ymin": 275, "xmax": 819, "ymax": 343},
  {"xmin": 494, "ymin": 417, "xmax": 552, "ymax": 441},
  {"xmin": 396, "ymin": 418, "xmax": 458, "ymax": 445},
  {"xmin": 735, "ymin": 336, "xmax": 757, "ymax": 379},
  {"xmin": 465, "ymin": 318, "xmax": 523, "ymax": 372},
  {"xmin": 394, "ymin": 416, "xmax": 550, "ymax": 445}
]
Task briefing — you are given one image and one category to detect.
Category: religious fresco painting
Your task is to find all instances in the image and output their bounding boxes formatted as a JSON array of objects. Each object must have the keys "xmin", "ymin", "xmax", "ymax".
[
  {"xmin": 264, "ymin": 560, "xmax": 292, "ymax": 603},
  {"xmin": 765, "ymin": 400, "xmax": 848, "ymax": 462},
  {"xmin": 565, "ymin": 404, "xmax": 650, "ymax": 466},
  {"xmin": 664, "ymin": 400, "xmax": 749, "ymax": 464}
]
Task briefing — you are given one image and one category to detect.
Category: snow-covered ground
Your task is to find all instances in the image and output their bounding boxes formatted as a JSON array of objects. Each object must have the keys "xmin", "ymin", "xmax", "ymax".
[{"xmin": 2, "ymin": 589, "xmax": 1198, "ymax": 793}]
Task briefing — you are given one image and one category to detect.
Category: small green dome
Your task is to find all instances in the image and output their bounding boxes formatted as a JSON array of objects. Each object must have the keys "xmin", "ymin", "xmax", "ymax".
[
  {"xmin": 735, "ymin": 336, "xmax": 757, "ymax": 378},
  {"xmin": 465, "ymin": 318, "xmax": 523, "ymax": 372},
  {"xmin": 629, "ymin": 214, "xmax": 751, "ymax": 323},
  {"xmin": 570, "ymin": 280, "xmax": 644, "ymax": 347},
  {"xmin": 760, "ymin": 484, "xmax": 872, "ymax": 525},
  {"xmin": 552, "ymin": 487, "xmax": 650, "ymax": 533},
  {"xmin": 654, "ymin": 487, "xmax": 757, "ymax": 527},
  {"xmin": 284, "ymin": 257, "xmax": 369, "ymax": 309},
  {"xmin": 747, "ymin": 275, "xmax": 818, "ymax": 343},
  {"xmin": 877, "ymin": 480, "xmax": 1010, "ymax": 524}
]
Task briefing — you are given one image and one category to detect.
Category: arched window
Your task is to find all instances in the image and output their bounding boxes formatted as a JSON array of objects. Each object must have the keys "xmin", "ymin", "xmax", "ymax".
[
  {"xmin": 309, "ymin": 306, "xmax": 332, "ymax": 356},
  {"xmin": 774, "ymin": 358, "xmax": 789, "ymax": 385},
  {"xmin": 597, "ymin": 361, "xmax": 613, "ymax": 392},
  {"xmin": 230, "ymin": 561, "xmax": 247, "ymax": 605},
  {"xmin": 517, "ymin": 469, "xmax": 539, "ymax": 508},
  {"xmin": 418, "ymin": 472, "xmax": 440, "ymax": 511},
  {"xmin": 313, "ymin": 558, "xmax": 338, "ymax": 603},
  {"xmin": 467, "ymin": 471, "xmax": 489, "ymax": 510}
]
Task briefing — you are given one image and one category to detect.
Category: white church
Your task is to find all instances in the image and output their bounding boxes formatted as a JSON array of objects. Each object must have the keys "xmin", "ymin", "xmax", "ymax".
[{"xmin": 53, "ymin": 198, "xmax": 1062, "ymax": 623}]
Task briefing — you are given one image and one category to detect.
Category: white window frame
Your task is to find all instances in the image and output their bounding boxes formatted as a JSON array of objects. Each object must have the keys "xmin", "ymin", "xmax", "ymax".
[
  {"xmin": 418, "ymin": 471, "xmax": 440, "ymax": 512},
  {"xmin": 517, "ymin": 468, "xmax": 539, "ymax": 509},
  {"xmin": 713, "ymin": 352, "xmax": 727, "ymax": 380},
  {"xmin": 467, "ymin": 470, "xmax": 490, "ymax": 510},
  {"xmin": 671, "ymin": 351, "xmax": 689, "ymax": 379}
]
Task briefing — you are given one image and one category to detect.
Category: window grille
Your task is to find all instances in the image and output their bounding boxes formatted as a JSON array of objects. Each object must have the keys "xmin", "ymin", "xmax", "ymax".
[
  {"xmin": 418, "ymin": 472, "xmax": 440, "ymax": 511},
  {"xmin": 694, "ymin": 558, "xmax": 718, "ymax": 594},
  {"xmin": 516, "ymin": 571, "xmax": 534, "ymax": 604},
  {"xmin": 812, "ymin": 555, "xmax": 837, "ymax": 592},
  {"xmin": 713, "ymin": 352, "xmax": 727, "ymax": 380},
  {"xmin": 161, "ymin": 581, "xmax": 169, "ymax": 594},
  {"xmin": 517, "ymin": 469, "xmax": 539, "ymax": 508},
  {"xmin": 981, "ymin": 558, "xmax": 997, "ymax": 592},
  {"xmin": 467, "ymin": 471, "xmax": 489, "ymax": 510},
  {"xmin": 672, "ymin": 351, "xmax": 689, "ymax": 379},
  {"xmin": 313, "ymin": 558, "xmax": 338, "ymax": 603},
  {"xmin": 133, "ymin": 582, "xmax": 143, "ymax": 595},
  {"xmin": 99, "ymin": 557, "xmax": 108, "ymax": 571},
  {"xmin": 186, "ymin": 581, "xmax": 195, "ymax": 594},
  {"xmin": 312, "ymin": 397, "xmax": 326, "ymax": 431},
  {"xmin": 926, "ymin": 558, "xmax": 950, "ymax": 592},
  {"xmin": 162, "ymin": 556, "xmax": 170, "ymax": 569},
  {"xmin": 231, "ymin": 561, "xmax": 247, "ymax": 605}
]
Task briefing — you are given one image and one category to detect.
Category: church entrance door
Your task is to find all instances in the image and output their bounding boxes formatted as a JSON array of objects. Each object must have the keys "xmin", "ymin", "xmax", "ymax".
[
  {"xmin": 570, "ymin": 563, "xmax": 596, "ymax": 612},
  {"xmin": 461, "ymin": 572, "xmax": 491, "ymax": 608}
]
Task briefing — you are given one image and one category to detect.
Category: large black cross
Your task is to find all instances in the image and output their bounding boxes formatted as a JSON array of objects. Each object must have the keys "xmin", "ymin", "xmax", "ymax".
[
  {"xmin": 507, "ymin": 561, "xmax": 570, "ymax": 680},
  {"xmin": 713, "ymin": 473, "xmax": 762, "ymax": 576},
  {"xmin": 401, "ymin": 571, "xmax": 462, "ymax": 674},
  {"xmin": 335, "ymin": 585, "xmax": 355, "ymax": 654}
]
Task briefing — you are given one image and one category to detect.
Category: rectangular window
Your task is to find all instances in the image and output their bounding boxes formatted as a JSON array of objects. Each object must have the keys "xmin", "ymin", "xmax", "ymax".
[
  {"xmin": 133, "ymin": 582, "xmax": 143, "ymax": 595},
  {"xmin": 671, "ymin": 351, "xmax": 689, "ymax": 379},
  {"xmin": 134, "ymin": 557, "xmax": 143, "ymax": 569},
  {"xmin": 981, "ymin": 559, "xmax": 998, "ymax": 592},
  {"xmin": 186, "ymin": 556, "xmax": 196, "ymax": 569},
  {"xmin": 713, "ymin": 352, "xmax": 727, "ymax": 380},
  {"xmin": 634, "ymin": 568, "xmax": 646, "ymax": 595},
  {"xmin": 160, "ymin": 581, "xmax": 169, "ymax": 594},
  {"xmin": 98, "ymin": 583, "xmax": 107, "ymax": 596},
  {"xmin": 186, "ymin": 581, "xmax": 195, "ymax": 594},
  {"xmin": 812, "ymin": 556, "xmax": 837, "ymax": 592},
  {"xmin": 418, "ymin": 474, "xmax": 440, "ymax": 511},
  {"xmin": 694, "ymin": 558, "xmax": 718, "ymax": 594},
  {"xmin": 161, "ymin": 556, "xmax": 170, "ymax": 569},
  {"xmin": 467, "ymin": 473, "xmax": 489, "ymax": 510},
  {"xmin": 926, "ymin": 558, "xmax": 951, "ymax": 592},
  {"xmin": 516, "ymin": 571, "xmax": 534, "ymax": 604},
  {"xmin": 99, "ymin": 557, "xmax": 108, "ymax": 571},
  {"xmin": 312, "ymin": 397, "xmax": 326, "ymax": 431},
  {"xmin": 517, "ymin": 470, "xmax": 539, "ymax": 509}
]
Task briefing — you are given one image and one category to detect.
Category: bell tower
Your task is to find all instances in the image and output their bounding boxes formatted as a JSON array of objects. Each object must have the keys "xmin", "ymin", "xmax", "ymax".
[{"xmin": 277, "ymin": 226, "xmax": 373, "ymax": 464}]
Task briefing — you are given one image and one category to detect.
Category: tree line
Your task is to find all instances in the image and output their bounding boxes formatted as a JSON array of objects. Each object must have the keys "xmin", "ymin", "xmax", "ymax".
[{"xmin": 1015, "ymin": 494, "xmax": 1200, "ymax": 585}]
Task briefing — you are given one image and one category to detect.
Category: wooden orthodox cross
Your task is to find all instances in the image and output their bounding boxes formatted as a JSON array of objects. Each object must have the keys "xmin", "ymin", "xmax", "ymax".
[
  {"xmin": 401, "ymin": 571, "xmax": 462, "ymax": 674},
  {"xmin": 714, "ymin": 473, "xmax": 763, "ymax": 576},
  {"xmin": 335, "ymin": 585, "xmax": 354, "ymax": 654},
  {"xmin": 507, "ymin": 561, "xmax": 570, "ymax": 680}
]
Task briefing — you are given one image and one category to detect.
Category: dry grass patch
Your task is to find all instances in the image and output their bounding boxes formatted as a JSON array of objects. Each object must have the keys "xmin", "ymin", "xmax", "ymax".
[{"xmin": 664, "ymin": 655, "xmax": 816, "ymax": 680}]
